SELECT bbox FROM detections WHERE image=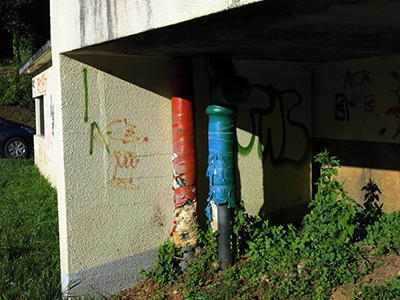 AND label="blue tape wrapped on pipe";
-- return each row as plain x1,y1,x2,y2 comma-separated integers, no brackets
205,105,236,220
